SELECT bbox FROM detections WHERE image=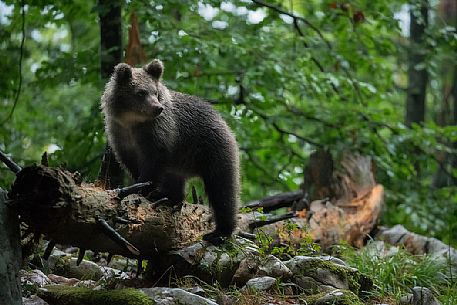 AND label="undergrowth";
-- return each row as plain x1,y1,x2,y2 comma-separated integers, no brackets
340,241,455,304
